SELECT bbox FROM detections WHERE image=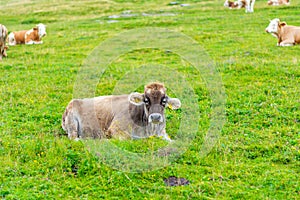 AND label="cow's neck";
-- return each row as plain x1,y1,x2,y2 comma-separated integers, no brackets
129,103,148,126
